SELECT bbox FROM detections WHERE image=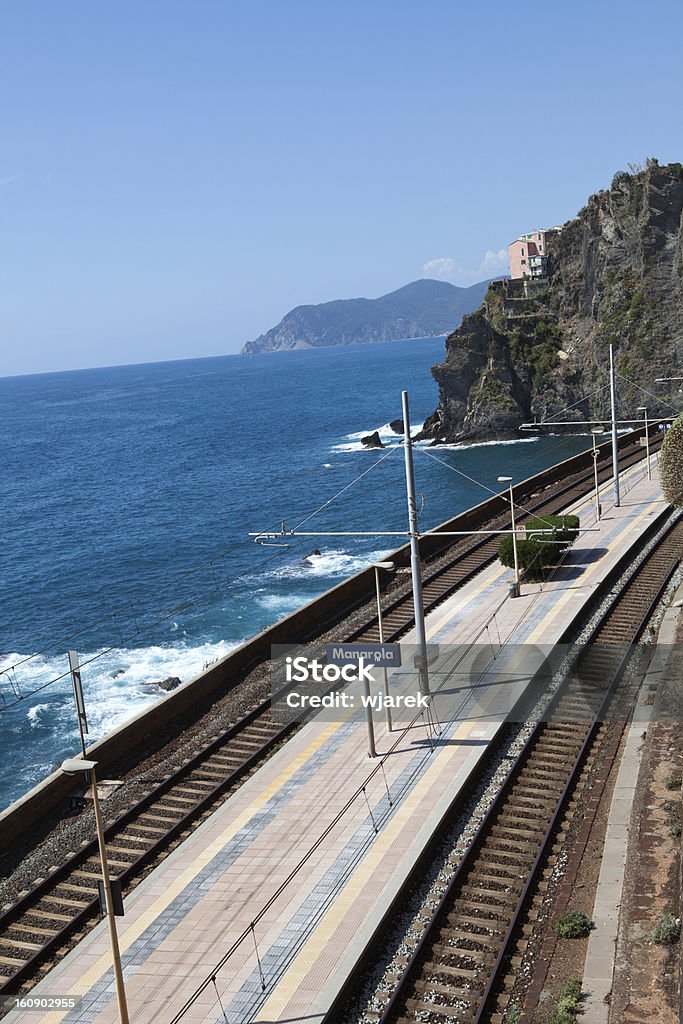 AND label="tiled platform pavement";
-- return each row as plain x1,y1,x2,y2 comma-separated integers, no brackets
6,458,668,1024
